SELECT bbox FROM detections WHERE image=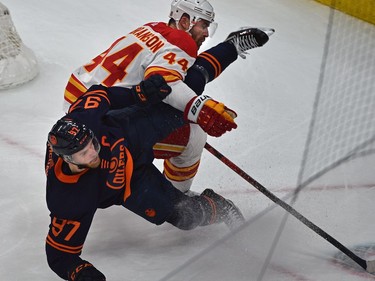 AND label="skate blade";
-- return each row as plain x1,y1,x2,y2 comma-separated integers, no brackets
239,26,275,37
